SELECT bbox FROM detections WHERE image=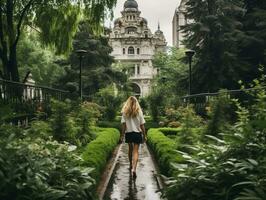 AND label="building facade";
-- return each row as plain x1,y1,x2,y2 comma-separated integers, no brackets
109,0,167,97
172,0,188,48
